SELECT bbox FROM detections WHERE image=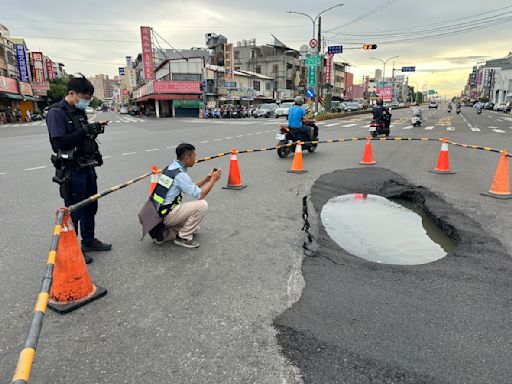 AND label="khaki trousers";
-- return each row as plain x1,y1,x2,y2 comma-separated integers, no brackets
162,200,208,241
